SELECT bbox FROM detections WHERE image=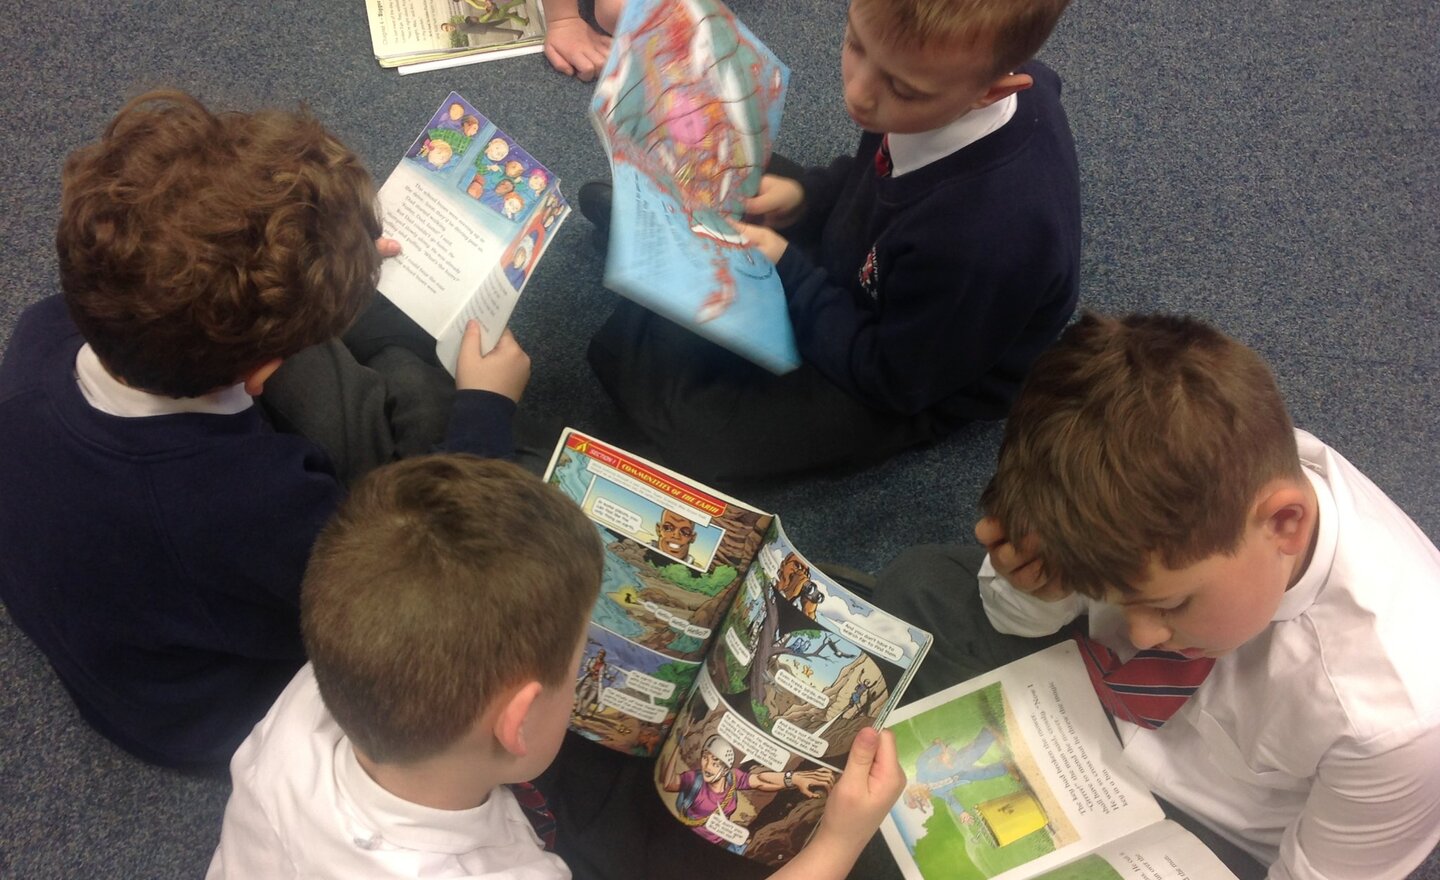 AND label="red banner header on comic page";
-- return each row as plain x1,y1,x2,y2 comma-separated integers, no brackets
567,433,728,518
